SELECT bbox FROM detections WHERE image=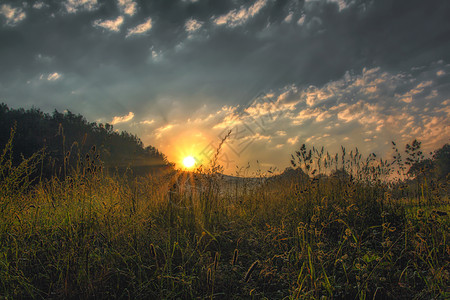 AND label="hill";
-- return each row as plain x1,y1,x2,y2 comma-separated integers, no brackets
0,103,172,178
